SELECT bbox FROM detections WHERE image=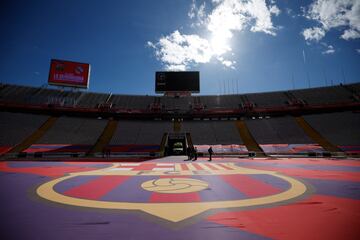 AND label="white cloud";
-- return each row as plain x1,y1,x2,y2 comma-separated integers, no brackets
148,0,280,70
341,29,360,40
242,0,279,35
166,64,187,71
302,27,326,41
302,0,360,41
188,0,207,27
188,0,196,19
221,60,236,68
302,49,307,63
218,56,236,69
270,5,281,16
322,44,335,54
356,49,360,54
147,31,212,70
285,8,297,18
